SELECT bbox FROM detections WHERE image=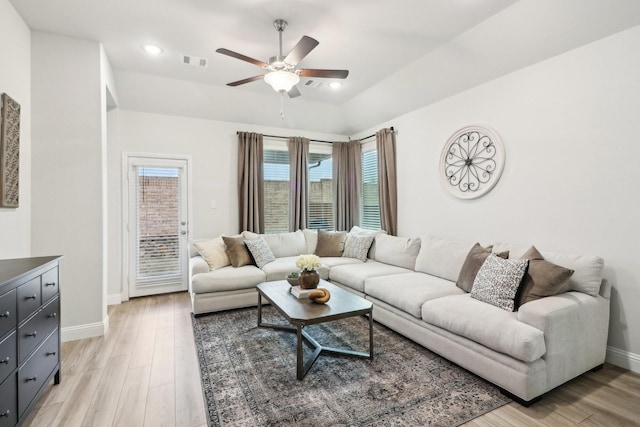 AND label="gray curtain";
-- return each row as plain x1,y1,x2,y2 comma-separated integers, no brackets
333,140,362,231
377,128,397,236
237,132,264,233
288,137,309,231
